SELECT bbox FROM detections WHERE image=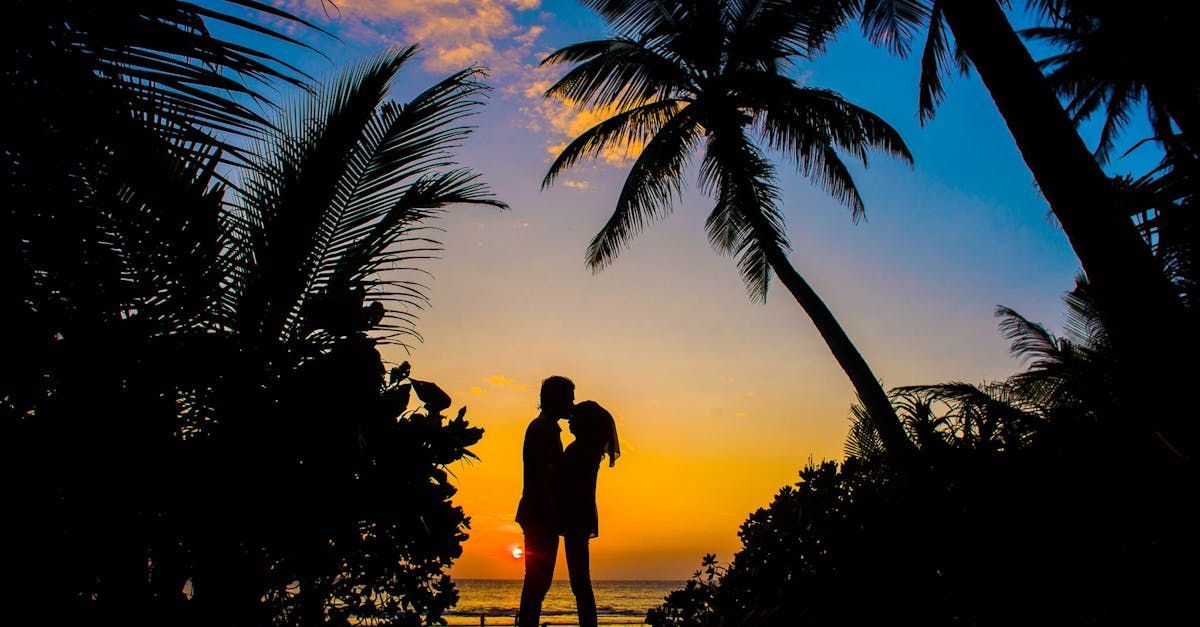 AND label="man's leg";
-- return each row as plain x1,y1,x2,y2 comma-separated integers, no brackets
517,530,558,627
564,534,597,627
